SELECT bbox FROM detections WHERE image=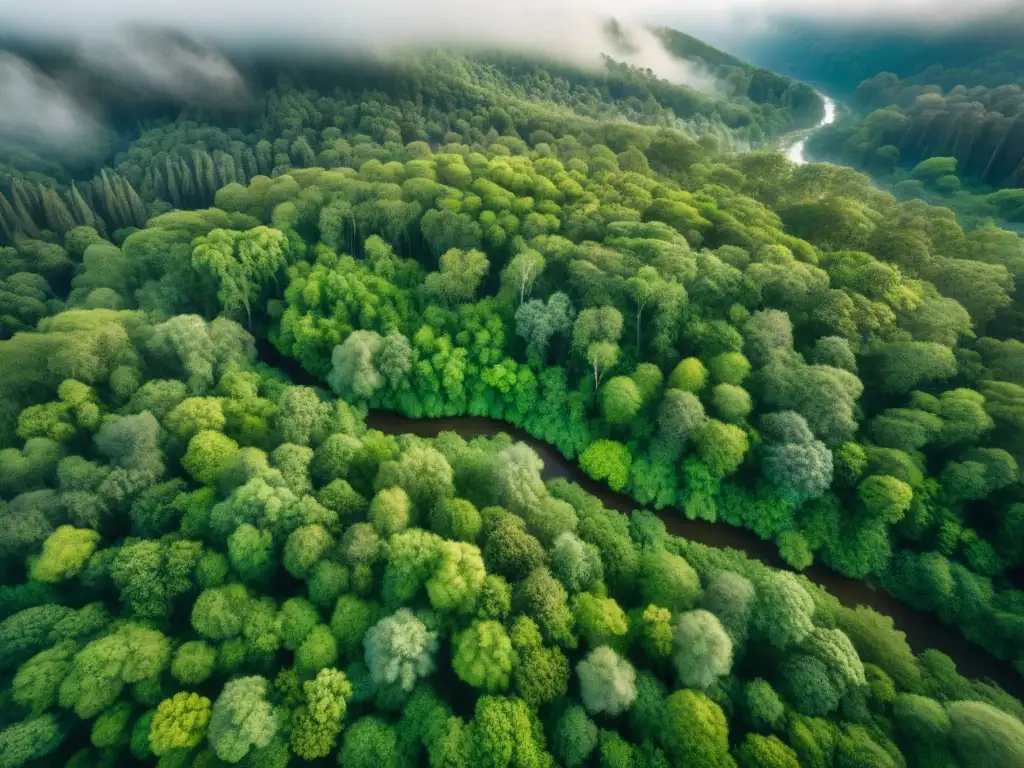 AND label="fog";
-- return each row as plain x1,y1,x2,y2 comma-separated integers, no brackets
0,0,1019,157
